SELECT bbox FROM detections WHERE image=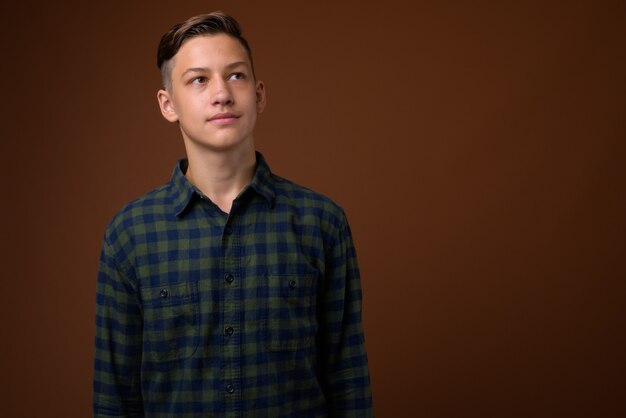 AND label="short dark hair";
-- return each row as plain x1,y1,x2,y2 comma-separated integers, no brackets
157,12,255,89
